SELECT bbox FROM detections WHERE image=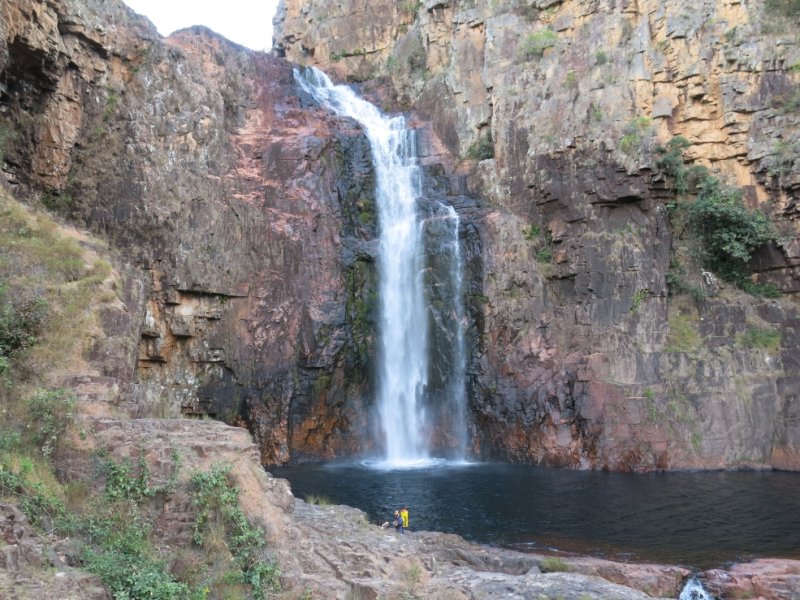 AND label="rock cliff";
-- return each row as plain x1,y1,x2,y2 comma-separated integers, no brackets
1,0,381,464
1,0,799,472
275,0,800,471
2,0,800,597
